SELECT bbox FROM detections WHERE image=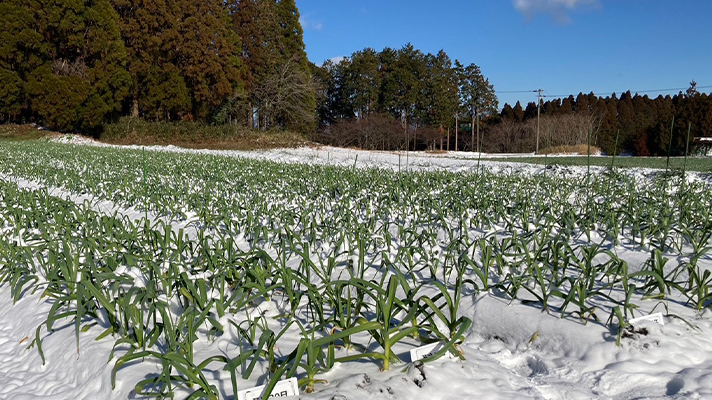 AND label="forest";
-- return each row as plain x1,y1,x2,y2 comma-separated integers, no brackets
0,0,315,133
0,0,710,155
493,86,712,156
